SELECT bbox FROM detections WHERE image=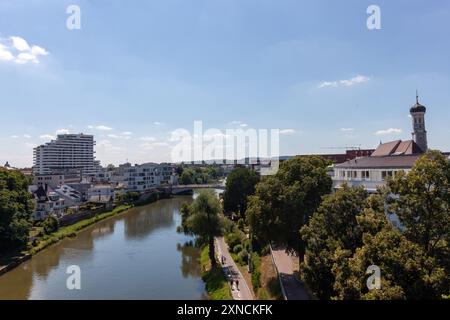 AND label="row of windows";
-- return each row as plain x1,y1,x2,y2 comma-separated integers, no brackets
337,170,406,181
